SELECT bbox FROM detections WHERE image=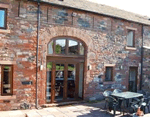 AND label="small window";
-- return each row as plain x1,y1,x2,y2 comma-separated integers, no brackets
0,8,7,29
127,30,135,47
105,67,113,81
1,65,13,96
